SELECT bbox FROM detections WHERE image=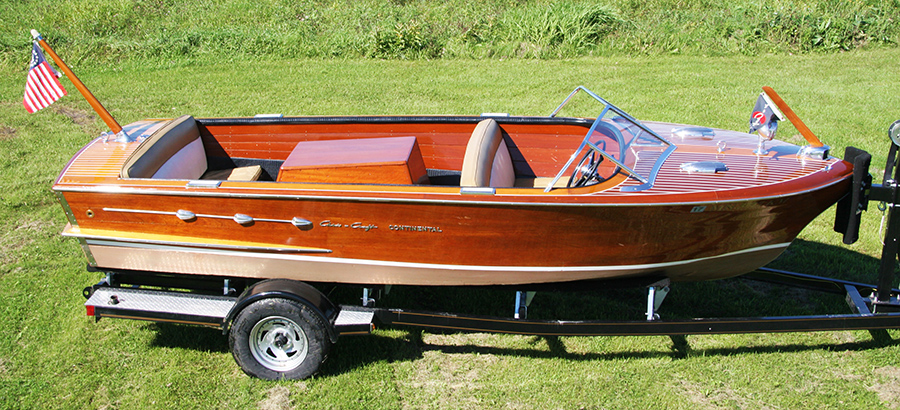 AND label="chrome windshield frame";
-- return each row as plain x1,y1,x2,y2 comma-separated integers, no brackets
544,86,676,192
